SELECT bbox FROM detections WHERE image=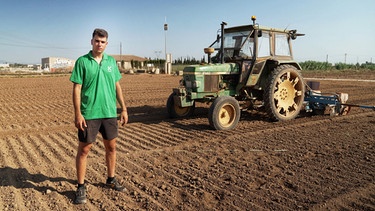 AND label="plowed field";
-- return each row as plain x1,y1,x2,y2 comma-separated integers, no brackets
0,71,374,210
